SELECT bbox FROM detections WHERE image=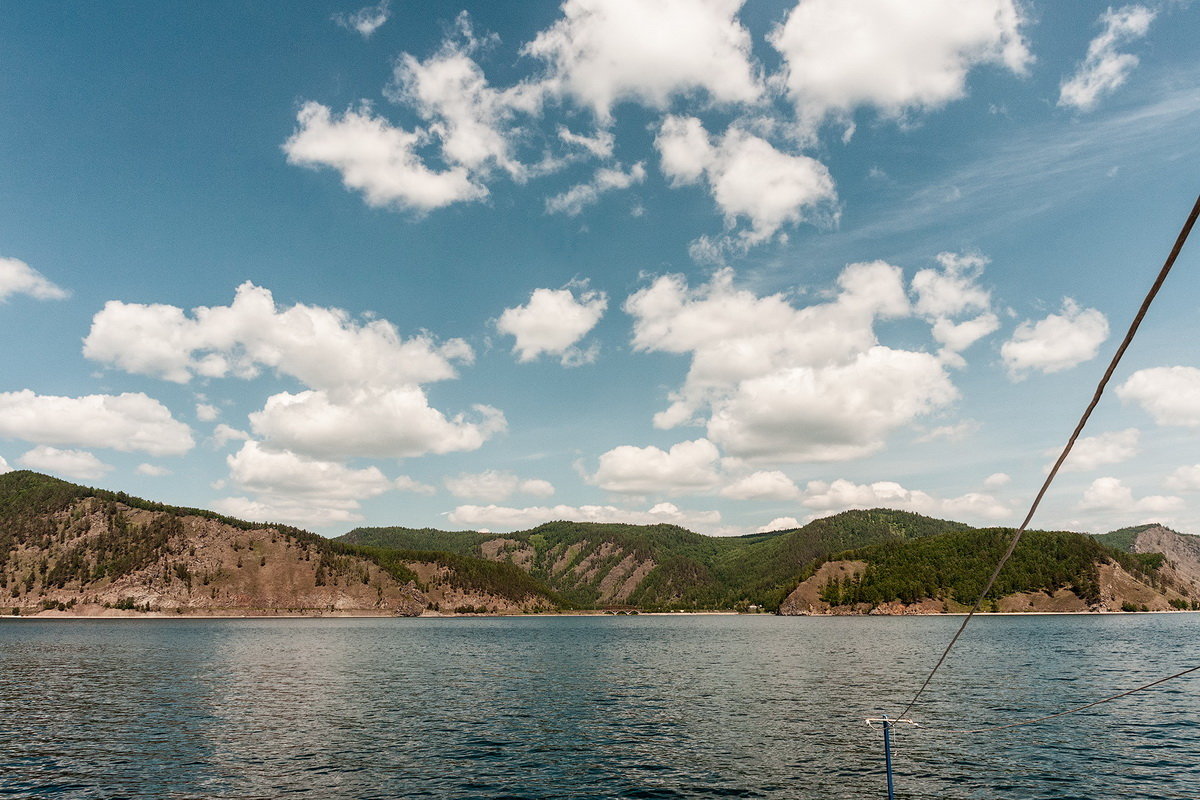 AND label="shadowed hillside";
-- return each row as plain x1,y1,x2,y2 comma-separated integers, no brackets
0,471,558,617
